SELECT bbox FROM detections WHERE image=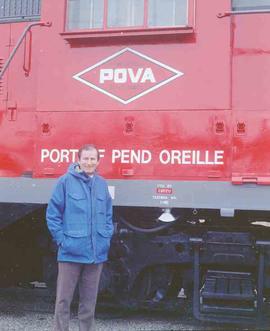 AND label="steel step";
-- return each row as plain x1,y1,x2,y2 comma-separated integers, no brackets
200,270,257,316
